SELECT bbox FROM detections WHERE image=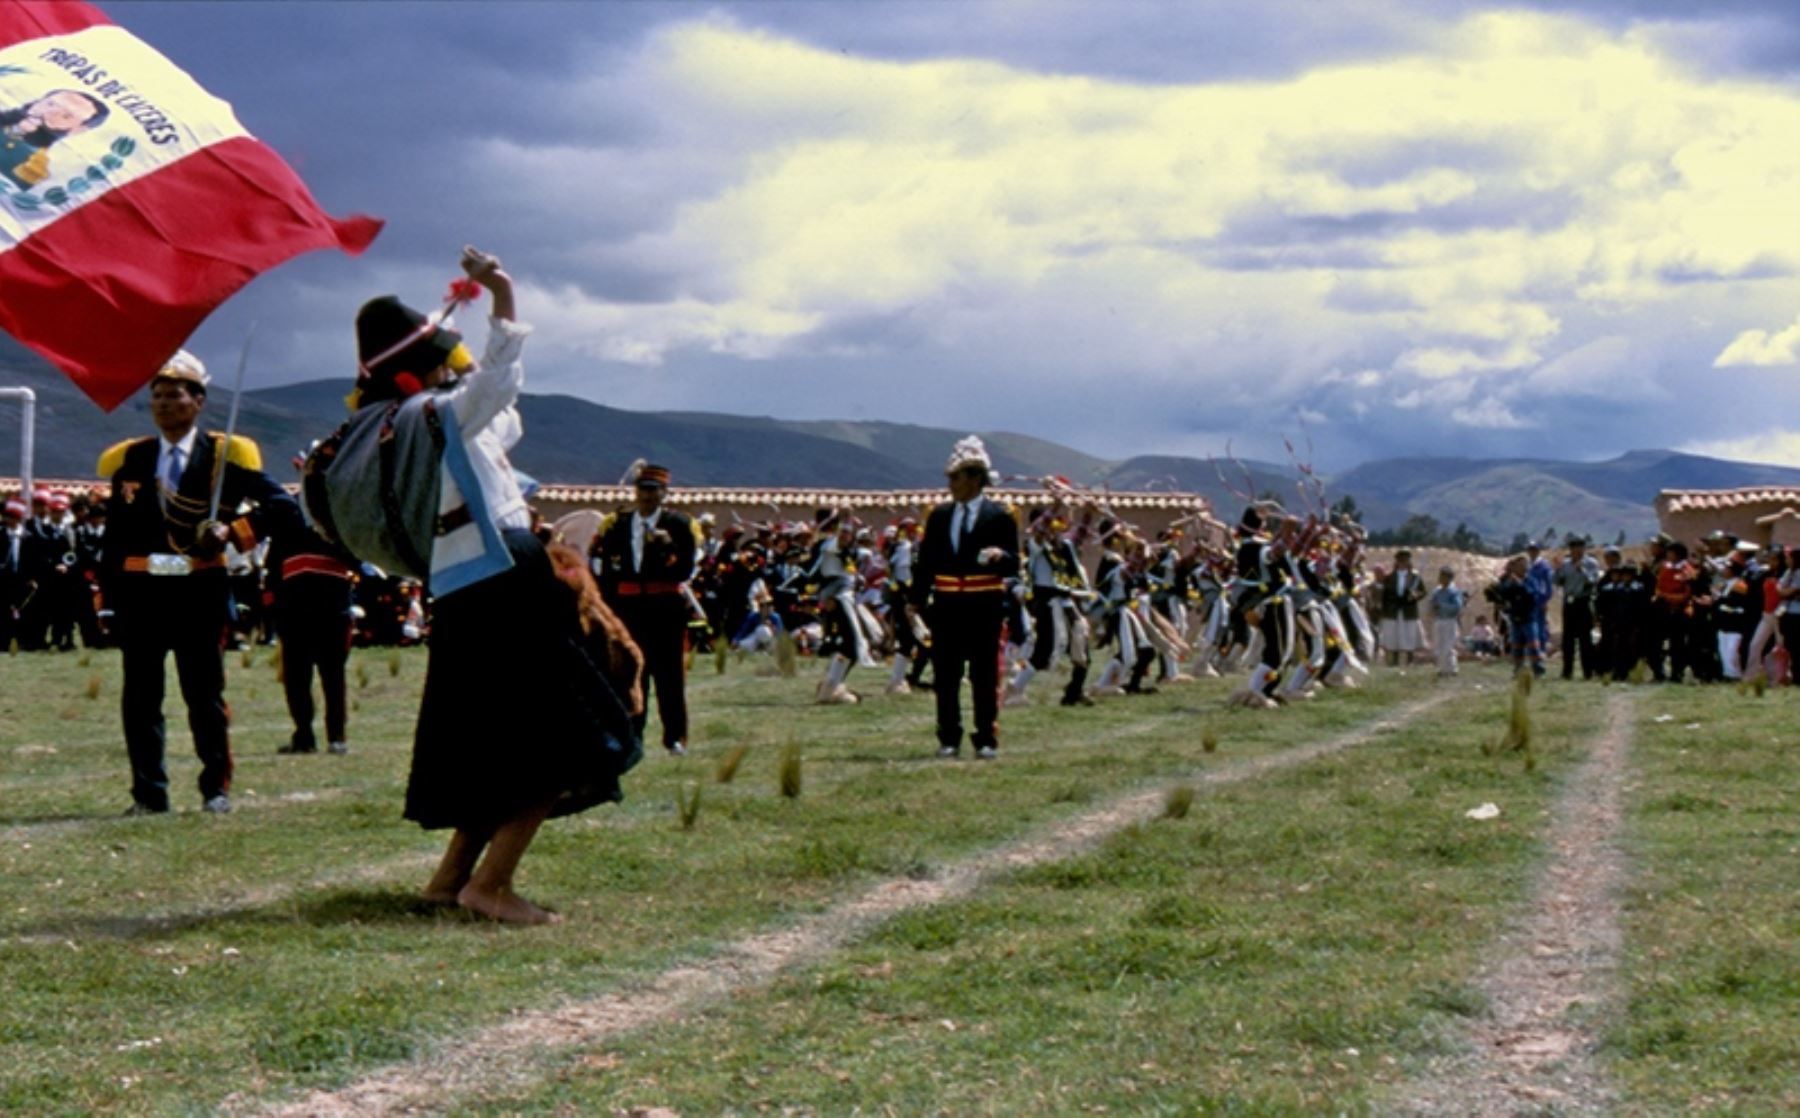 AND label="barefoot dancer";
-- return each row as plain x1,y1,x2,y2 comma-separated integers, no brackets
343,248,642,923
